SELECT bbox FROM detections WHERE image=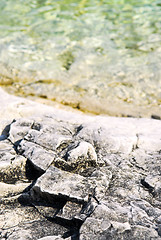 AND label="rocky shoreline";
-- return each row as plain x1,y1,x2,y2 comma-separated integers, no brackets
0,87,161,240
